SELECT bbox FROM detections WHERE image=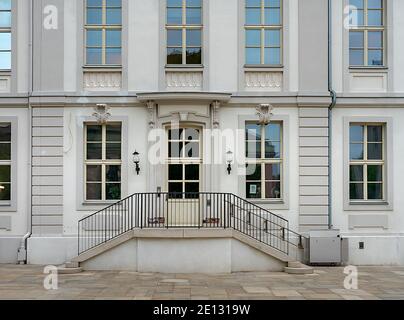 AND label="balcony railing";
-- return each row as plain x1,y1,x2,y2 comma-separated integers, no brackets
78,192,306,256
